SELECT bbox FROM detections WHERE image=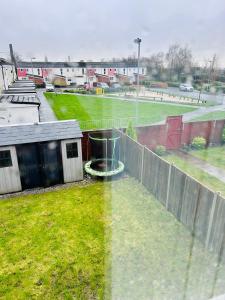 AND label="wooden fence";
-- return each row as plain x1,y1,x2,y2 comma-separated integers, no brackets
119,131,225,260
